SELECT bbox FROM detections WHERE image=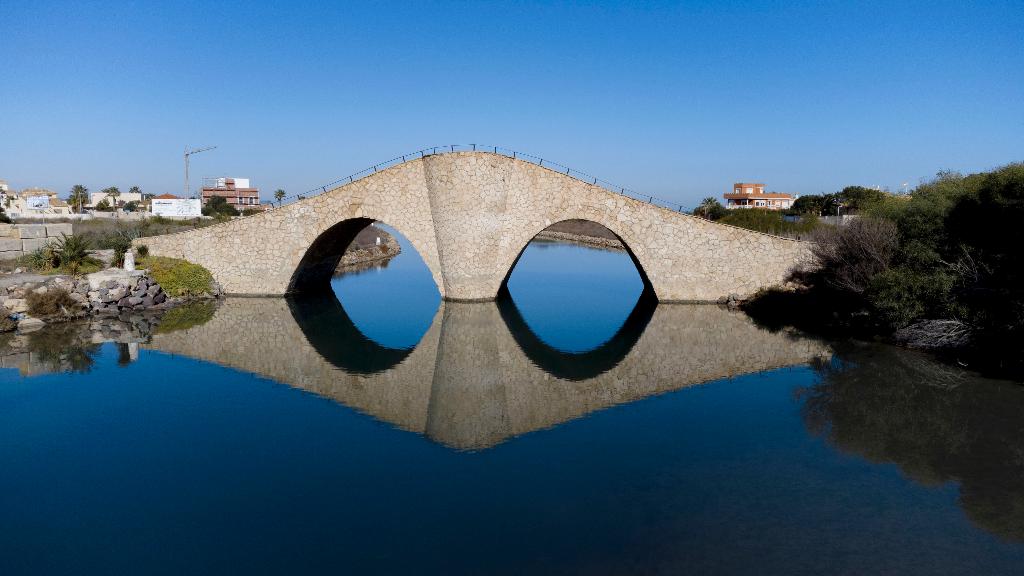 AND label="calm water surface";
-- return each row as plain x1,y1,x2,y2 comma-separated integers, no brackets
2,229,1024,574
